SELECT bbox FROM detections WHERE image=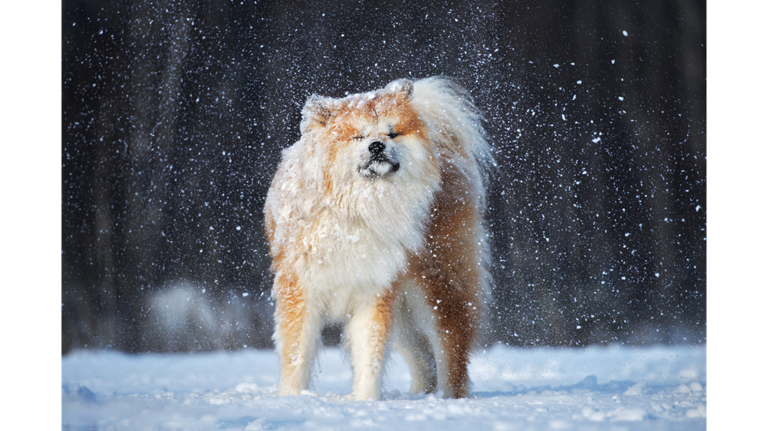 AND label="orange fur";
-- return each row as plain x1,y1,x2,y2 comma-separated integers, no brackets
406,161,484,398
